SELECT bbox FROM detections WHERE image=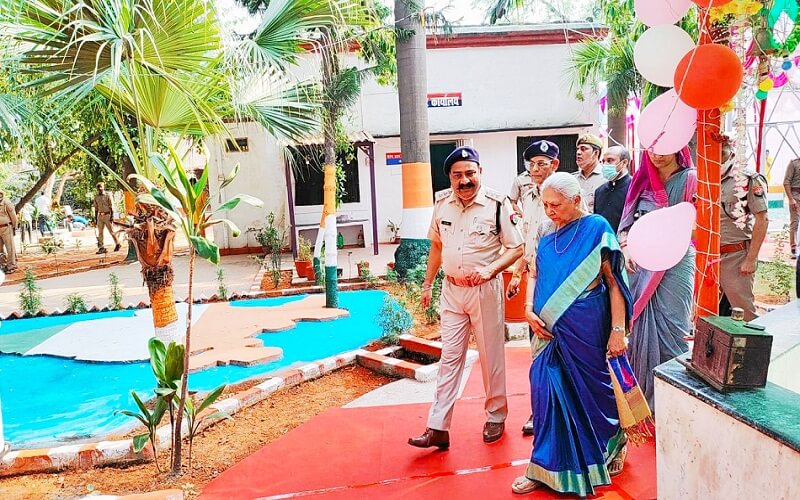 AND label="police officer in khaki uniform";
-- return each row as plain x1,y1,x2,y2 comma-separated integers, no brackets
509,168,534,216
409,146,523,450
0,190,18,273
720,143,769,321
573,133,606,213
93,182,120,254
784,158,800,258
